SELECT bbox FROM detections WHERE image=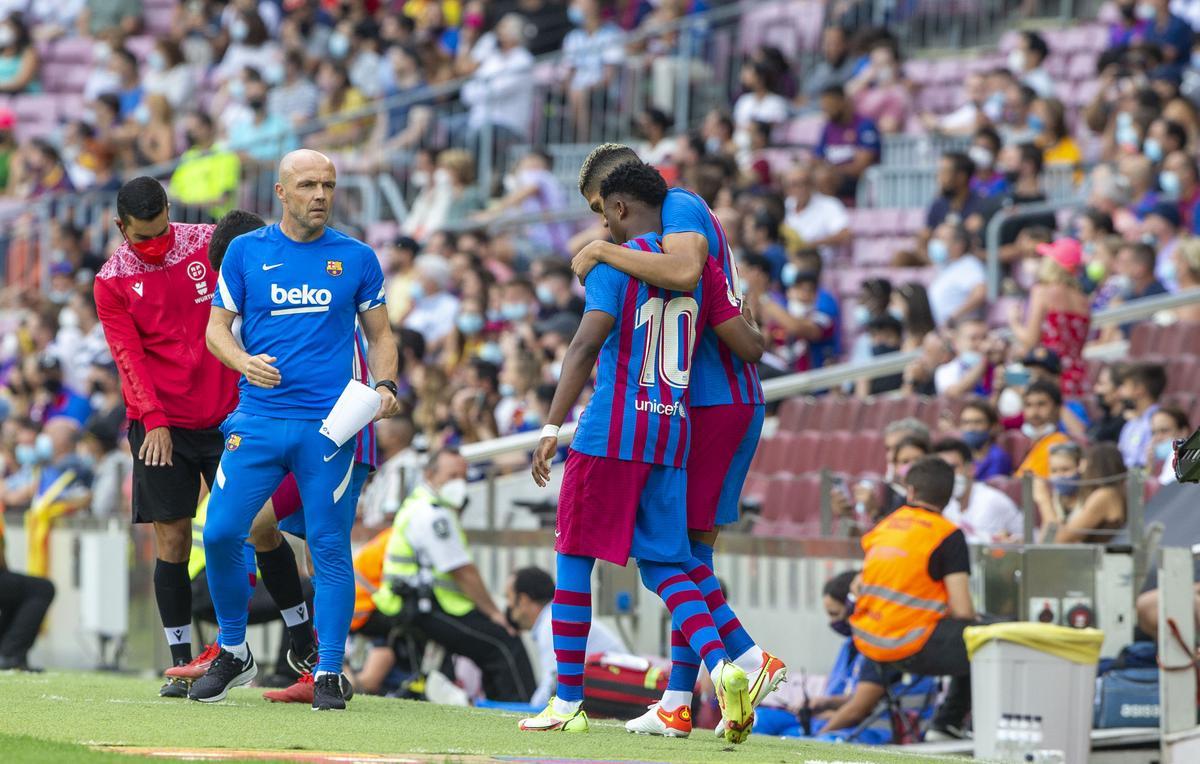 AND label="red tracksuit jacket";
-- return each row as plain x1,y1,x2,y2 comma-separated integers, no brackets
93,223,239,431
